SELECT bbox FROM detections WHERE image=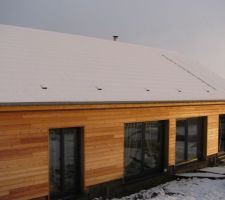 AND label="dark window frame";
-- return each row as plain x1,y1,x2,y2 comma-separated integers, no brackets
219,115,225,153
175,117,204,165
49,127,84,200
124,120,167,179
